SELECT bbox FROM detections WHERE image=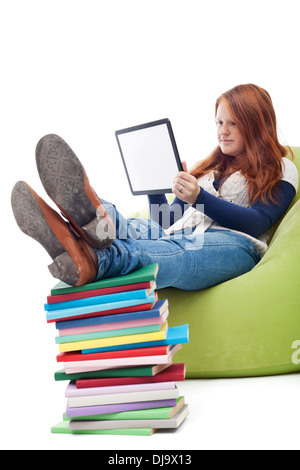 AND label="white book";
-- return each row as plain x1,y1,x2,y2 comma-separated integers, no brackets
65,381,176,398
69,404,189,430
67,386,179,408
